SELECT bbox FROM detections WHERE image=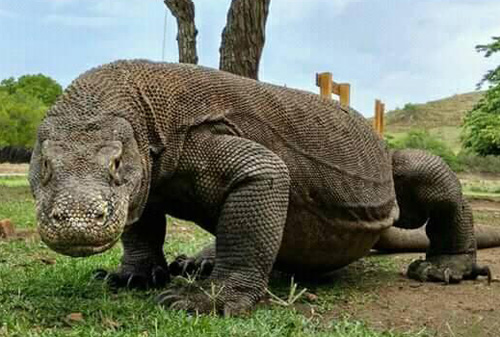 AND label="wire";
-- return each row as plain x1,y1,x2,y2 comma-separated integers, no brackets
161,8,168,61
